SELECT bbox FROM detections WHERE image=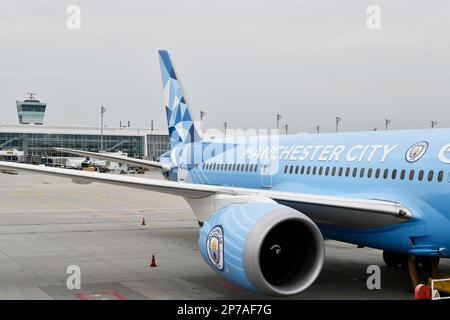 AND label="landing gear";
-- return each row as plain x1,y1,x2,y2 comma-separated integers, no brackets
407,255,440,288
383,251,408,269
416,256,440,271
383,251,441,289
